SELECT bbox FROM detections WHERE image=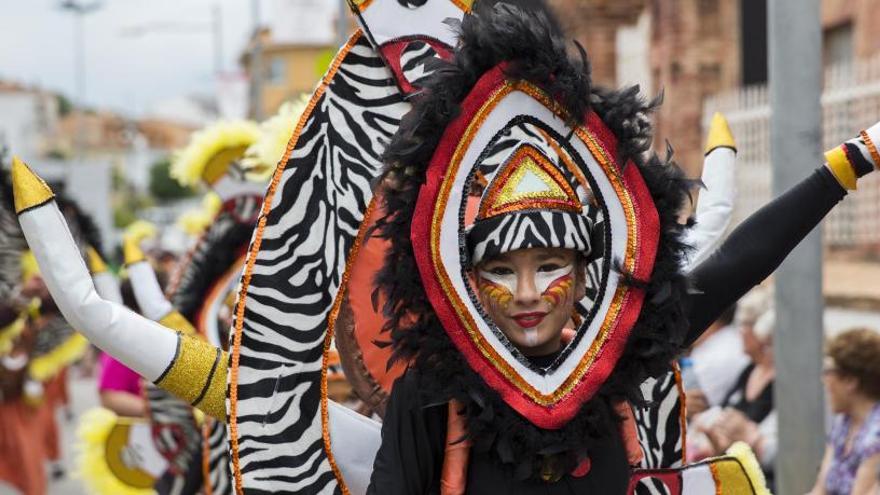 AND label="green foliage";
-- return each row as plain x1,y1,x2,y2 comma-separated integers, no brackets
149,158,194,200
56,94,73,117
